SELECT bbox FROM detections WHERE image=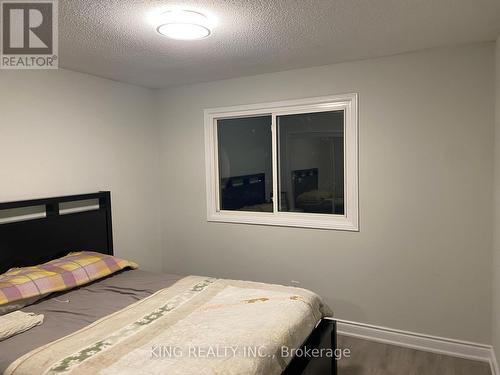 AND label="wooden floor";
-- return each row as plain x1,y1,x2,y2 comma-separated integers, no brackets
337,335,492,375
